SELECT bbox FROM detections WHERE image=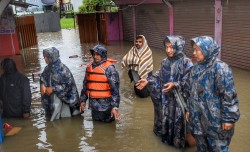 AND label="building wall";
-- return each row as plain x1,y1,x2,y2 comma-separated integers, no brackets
34,12,60,33
0,6,20,56
119,0,250,70
136,4,169,49
106,13,121,41
173,0,215,58
221,0,250,70
122,6,134,42
0,33,20,56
